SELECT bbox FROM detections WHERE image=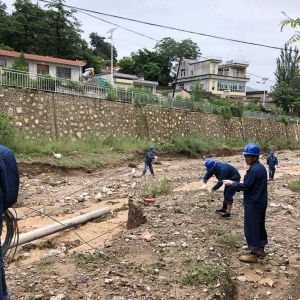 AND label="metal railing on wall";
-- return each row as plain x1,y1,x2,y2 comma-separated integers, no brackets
0,67,299,123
